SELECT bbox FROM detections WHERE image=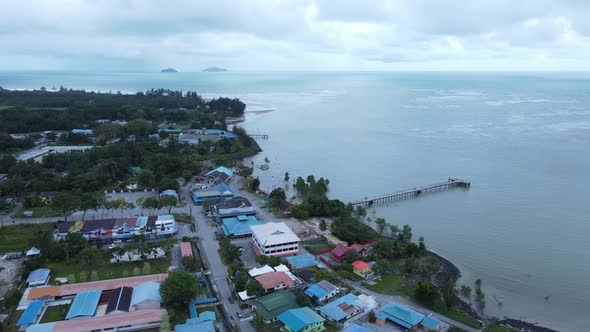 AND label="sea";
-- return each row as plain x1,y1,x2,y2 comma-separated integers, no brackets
1,71,589,331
